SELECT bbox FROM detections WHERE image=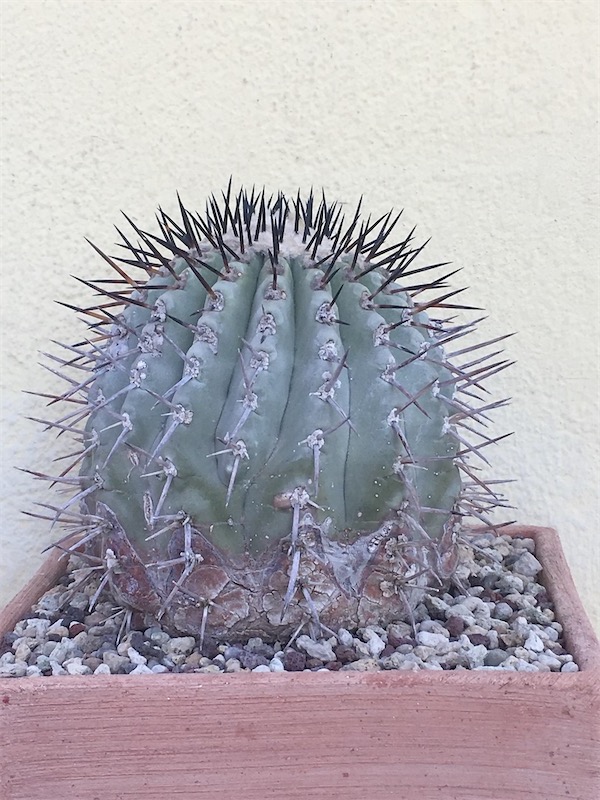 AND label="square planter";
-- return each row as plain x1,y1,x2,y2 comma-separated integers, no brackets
1,525,598,800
